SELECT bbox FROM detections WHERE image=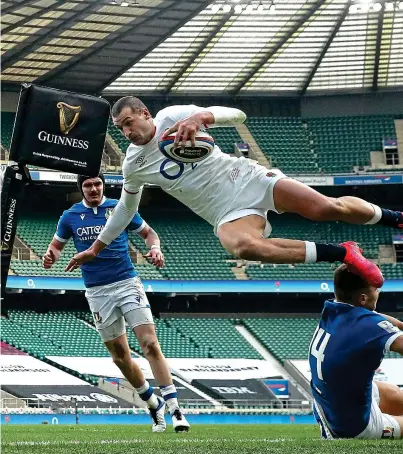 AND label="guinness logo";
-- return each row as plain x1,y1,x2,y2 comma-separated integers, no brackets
1,241,9,251
57,102,81,134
